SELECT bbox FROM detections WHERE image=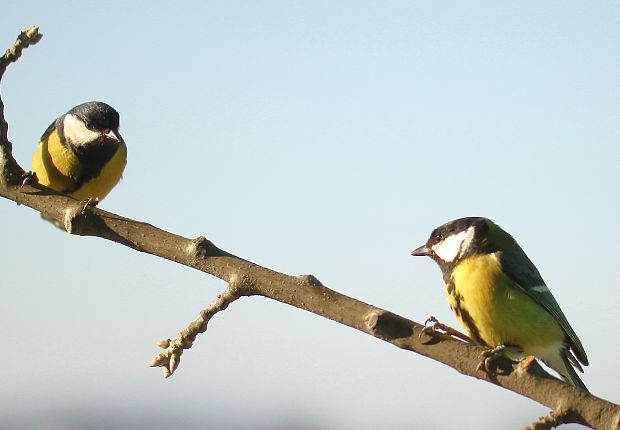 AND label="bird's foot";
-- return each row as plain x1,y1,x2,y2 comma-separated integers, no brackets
59,197,99,233
81,197,99,213
476,344,519,374
20,171,37,189
419,315,474,344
